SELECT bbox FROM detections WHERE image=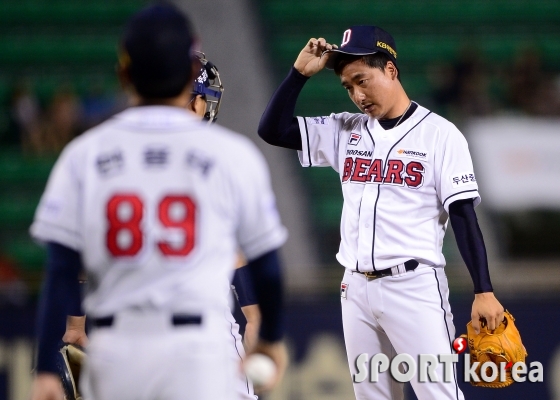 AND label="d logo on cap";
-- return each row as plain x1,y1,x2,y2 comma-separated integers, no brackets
341,29,352,47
